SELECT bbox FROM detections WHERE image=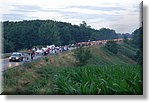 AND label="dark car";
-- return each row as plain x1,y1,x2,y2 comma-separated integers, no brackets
9,52,24,62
